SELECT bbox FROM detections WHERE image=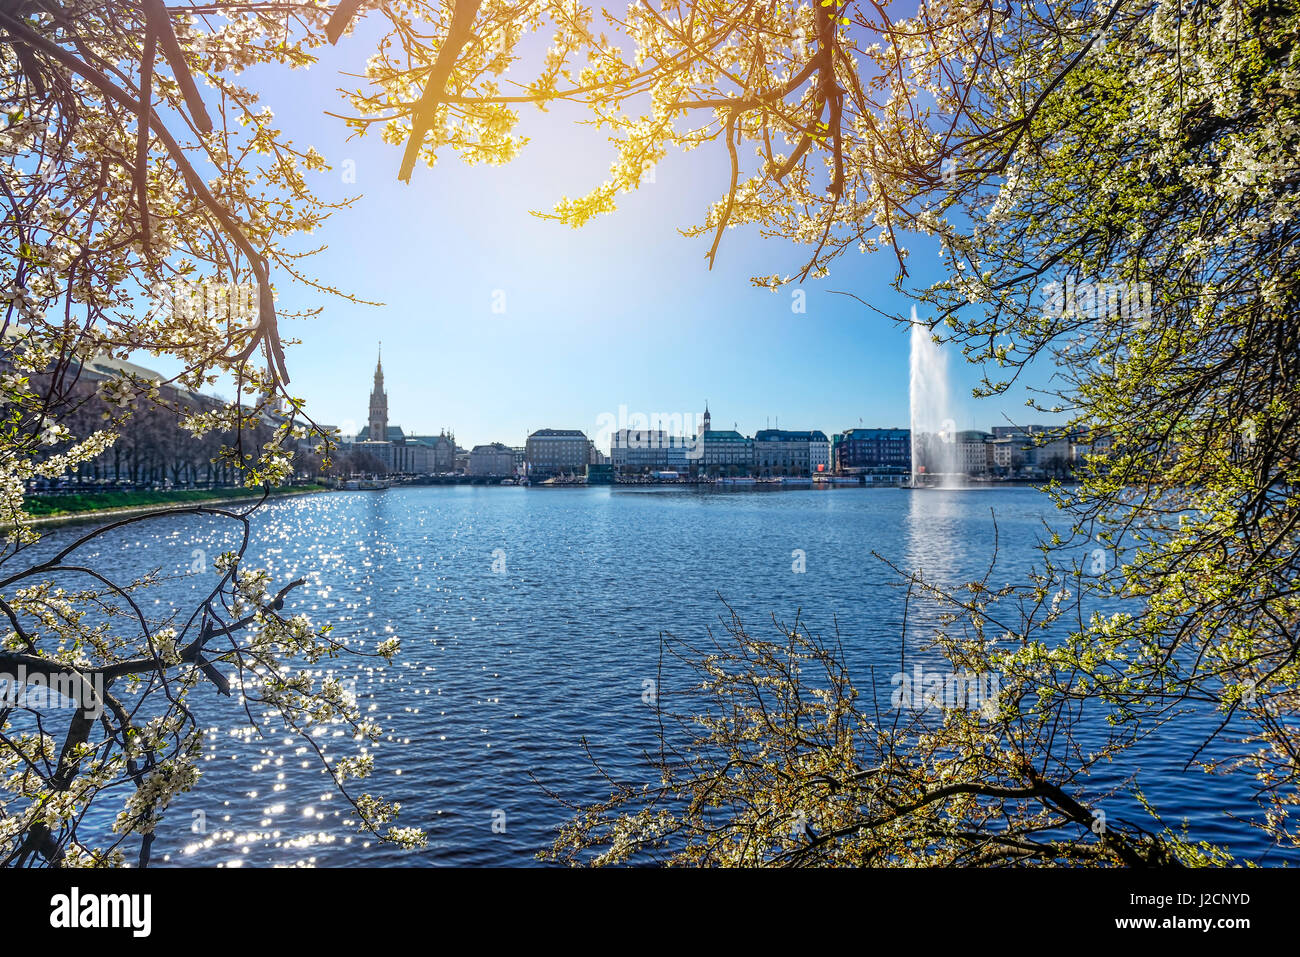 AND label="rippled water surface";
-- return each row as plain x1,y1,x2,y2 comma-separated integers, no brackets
33,486,1290,865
